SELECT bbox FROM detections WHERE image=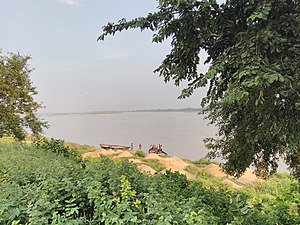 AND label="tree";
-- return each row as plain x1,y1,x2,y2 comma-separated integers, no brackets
0,50,47,140
98,0,300,179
